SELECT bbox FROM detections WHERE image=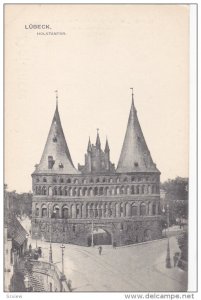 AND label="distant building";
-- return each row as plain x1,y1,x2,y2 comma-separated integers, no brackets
4,190,28,291
31,94,162,246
